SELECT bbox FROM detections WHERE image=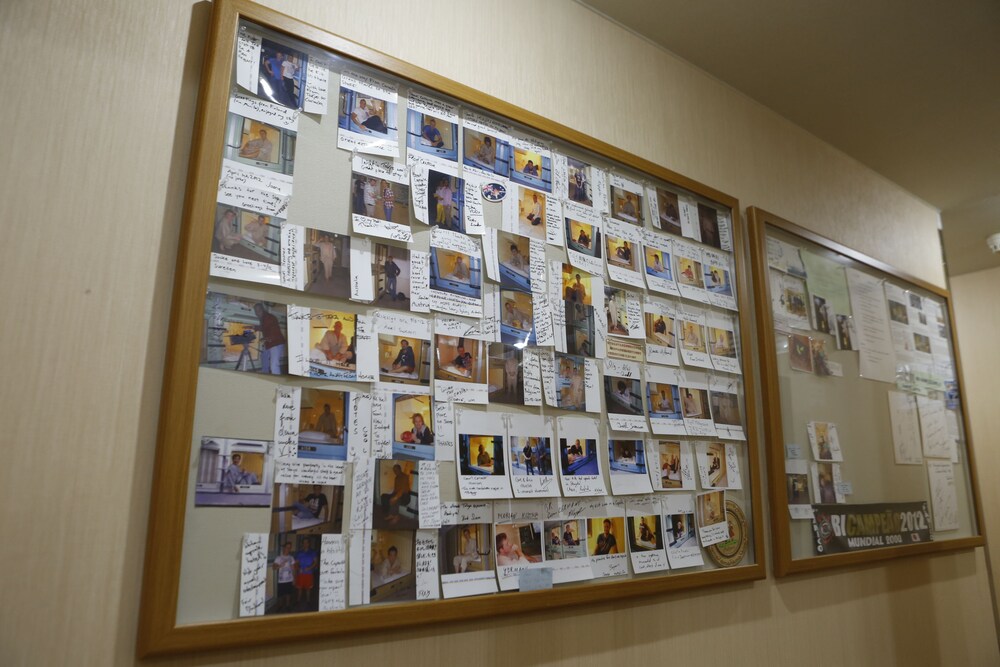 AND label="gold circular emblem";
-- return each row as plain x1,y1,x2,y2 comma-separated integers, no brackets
706,500,748,567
